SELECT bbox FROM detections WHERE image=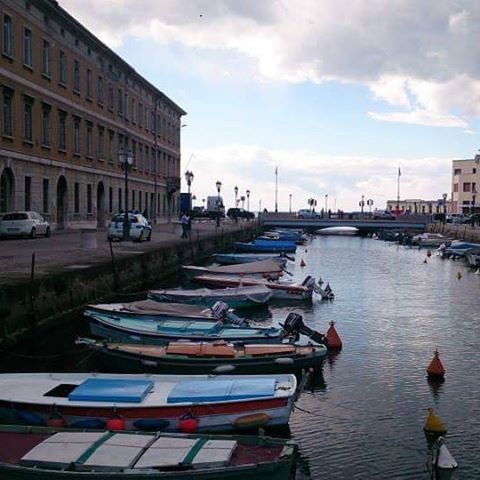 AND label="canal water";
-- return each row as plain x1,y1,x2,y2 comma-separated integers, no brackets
2,235,479,478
